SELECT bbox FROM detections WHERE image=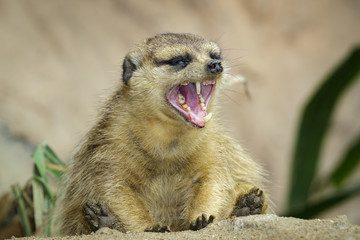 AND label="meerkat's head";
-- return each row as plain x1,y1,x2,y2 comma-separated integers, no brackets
121,33,224,128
